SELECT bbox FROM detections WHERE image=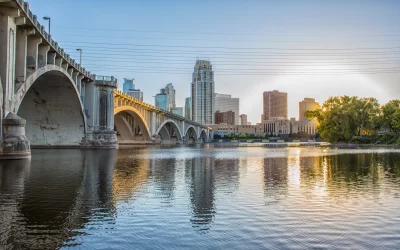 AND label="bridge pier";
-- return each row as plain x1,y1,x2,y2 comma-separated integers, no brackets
81,76,118,148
